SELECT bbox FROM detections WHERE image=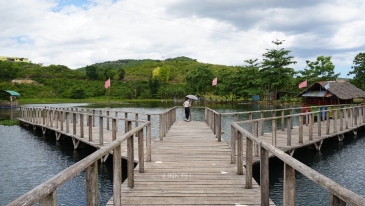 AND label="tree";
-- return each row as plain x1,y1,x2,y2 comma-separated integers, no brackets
299,56,339,85
152,65,171,83
85,65,98,80
232,59,264,99
117,68,125,80
261,40,297,98
185,65,214,96
348,52,365,90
